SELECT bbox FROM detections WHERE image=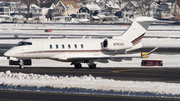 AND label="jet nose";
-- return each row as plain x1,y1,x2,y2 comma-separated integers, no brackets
4,51,11,57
